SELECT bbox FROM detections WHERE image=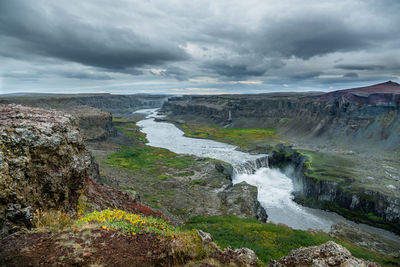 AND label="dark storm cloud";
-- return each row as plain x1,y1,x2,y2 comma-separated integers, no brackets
204,63,266,78
60,71,114,80
0,0,399,93
335,64,386,71
0,1,188,71
254,16,371,60
290,72,323,80
343,72,359,78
